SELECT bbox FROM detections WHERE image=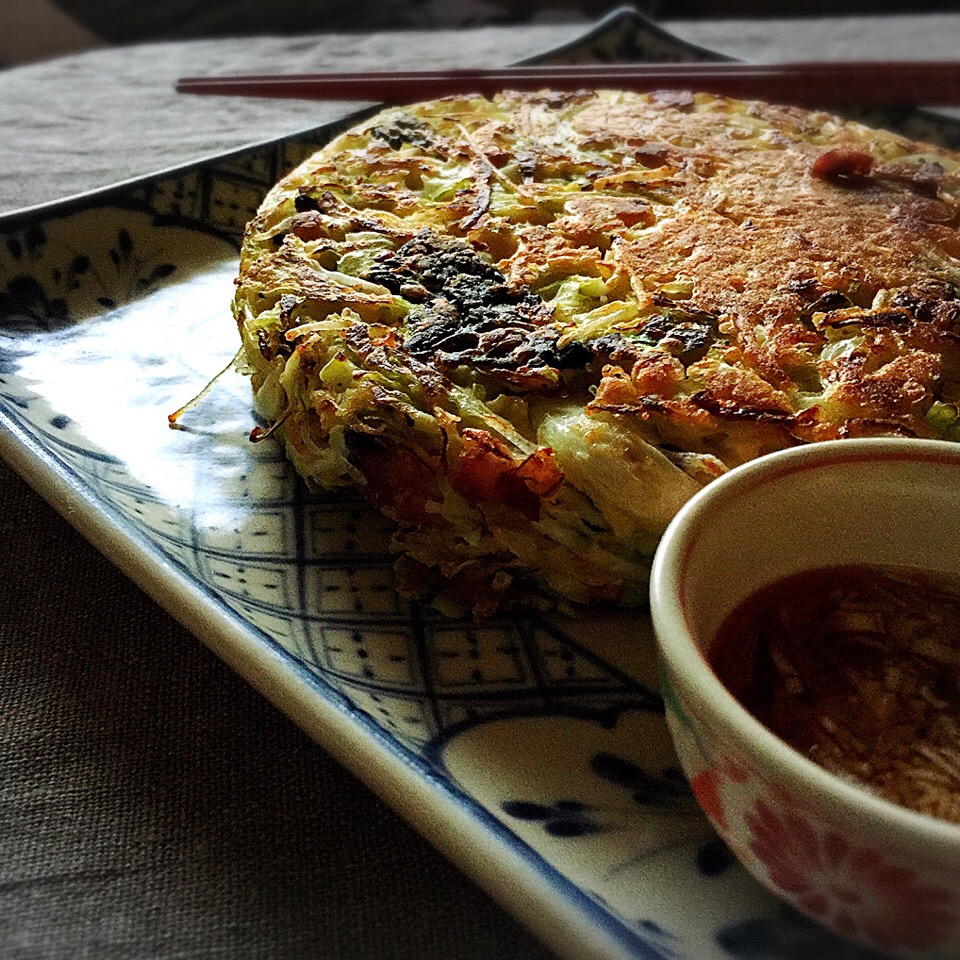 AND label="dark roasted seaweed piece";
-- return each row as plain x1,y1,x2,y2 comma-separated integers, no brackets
633,314,718,363
366,229,503,294
368,115,439,151
364,231,576,390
